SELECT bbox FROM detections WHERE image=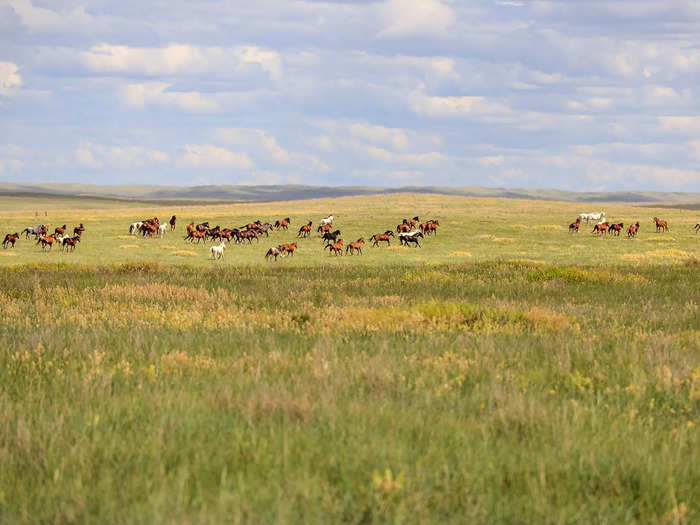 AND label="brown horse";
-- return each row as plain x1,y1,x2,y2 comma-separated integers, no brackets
275,217,291,230
370,231,394,247
608,223,624,236
280,242,298,256
397,223,411,233
73,223,85,236
346,238,365,255
2,233,19,249
38,234,56,250
189,231,207,244
424,220,439,236
568,218,580,233
324,239,343,256
265,246,284,261
592,222,608,235
318,223,332,234
54,224,67,236
298,221,313,238
62,236,81,252
239,230,259,244
403,216,419,228
169,215,177,231
653,217,669,232
627,222,640,238
695,222,700,233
